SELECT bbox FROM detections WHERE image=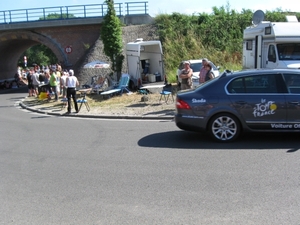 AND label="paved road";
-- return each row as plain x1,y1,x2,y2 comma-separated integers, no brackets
1,88,300,225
